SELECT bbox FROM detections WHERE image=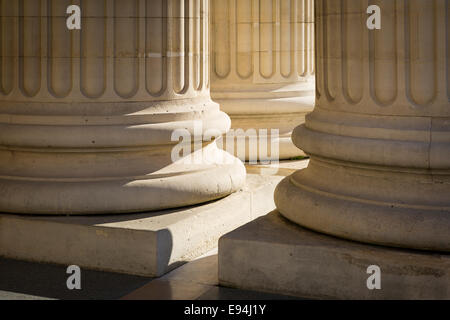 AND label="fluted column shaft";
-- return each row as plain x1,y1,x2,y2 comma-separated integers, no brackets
0,0,245,214
210,0,315,160
275,0,450,251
